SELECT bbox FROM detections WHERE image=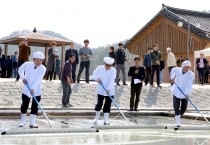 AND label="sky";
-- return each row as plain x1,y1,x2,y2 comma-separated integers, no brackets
0,0,210,48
